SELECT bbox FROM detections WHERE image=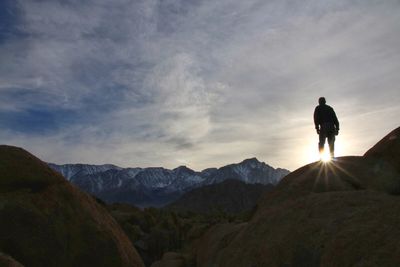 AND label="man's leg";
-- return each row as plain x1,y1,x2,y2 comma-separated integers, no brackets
327,134,335,158
319,133,326,155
